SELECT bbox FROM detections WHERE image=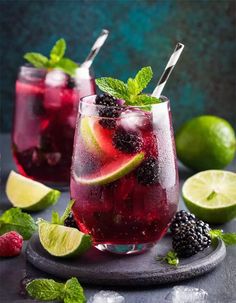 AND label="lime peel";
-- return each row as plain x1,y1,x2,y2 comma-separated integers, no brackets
74,152,145,185
38,221,91,257
6,171,61,211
